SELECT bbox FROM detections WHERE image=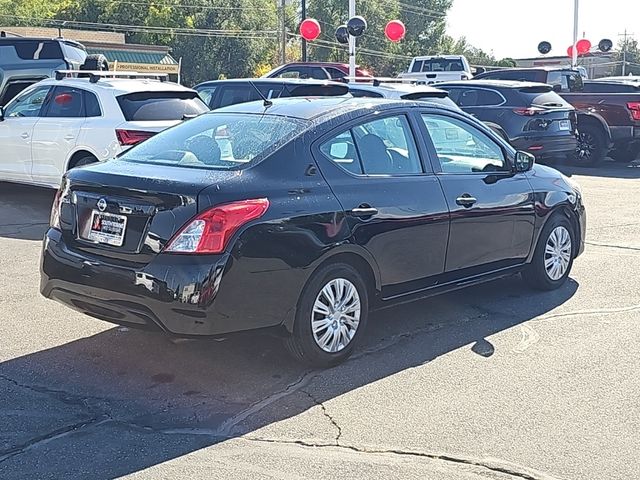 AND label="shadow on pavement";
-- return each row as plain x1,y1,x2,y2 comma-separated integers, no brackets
0,183,54,241
0,274,579,478
555,159,640,179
